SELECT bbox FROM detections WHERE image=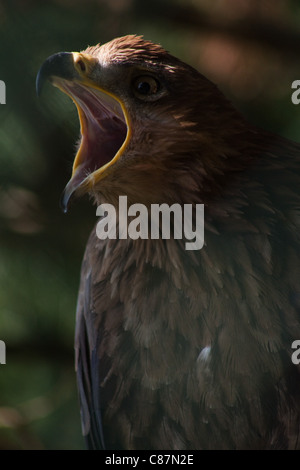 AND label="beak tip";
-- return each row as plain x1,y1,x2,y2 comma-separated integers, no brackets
36,51,74,97
60,176,80,213
35,69,43,97
60,190,70,213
